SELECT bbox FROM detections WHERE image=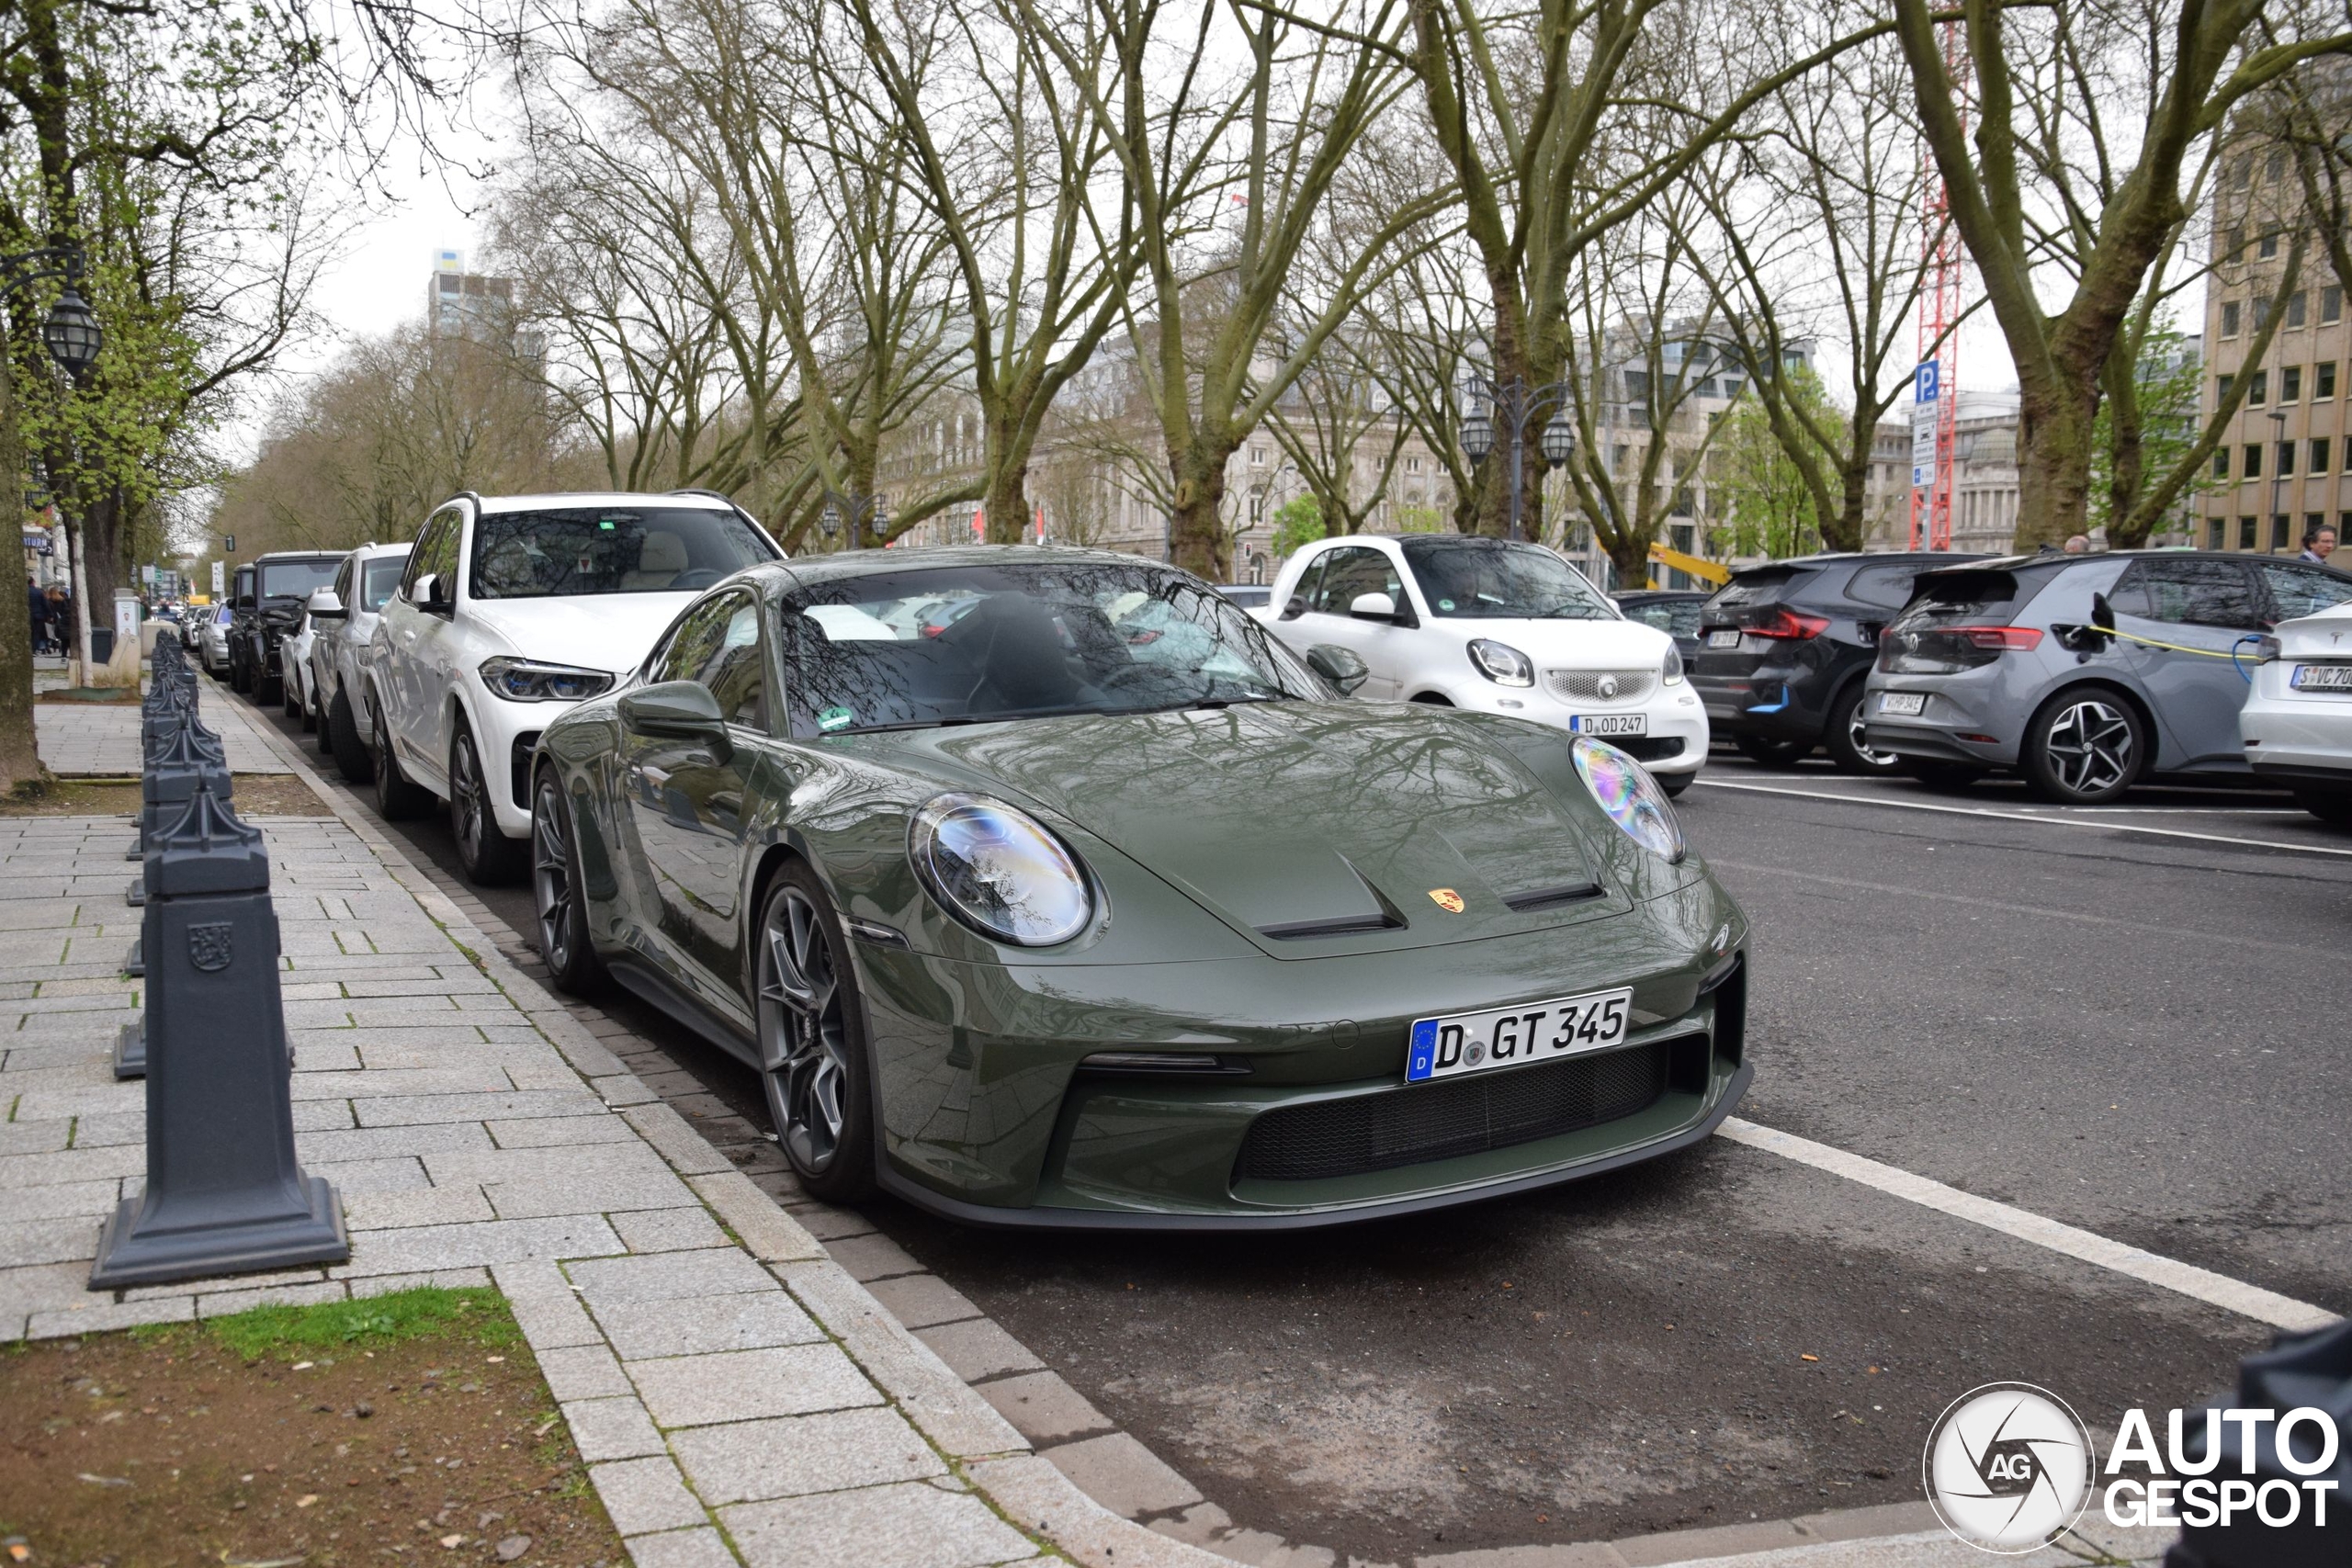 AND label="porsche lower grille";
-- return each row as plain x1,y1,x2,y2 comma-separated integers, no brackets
1233,1041,1674,1184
